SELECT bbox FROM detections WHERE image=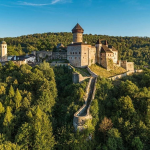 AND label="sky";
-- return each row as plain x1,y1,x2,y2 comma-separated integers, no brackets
1,0,150,37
